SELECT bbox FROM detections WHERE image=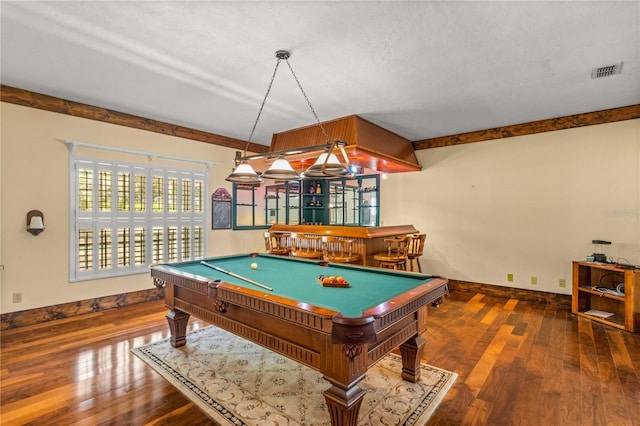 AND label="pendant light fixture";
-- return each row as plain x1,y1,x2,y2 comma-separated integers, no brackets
226,49,348,183
260,155,300,180
302,140,350,177
224,161,262,183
